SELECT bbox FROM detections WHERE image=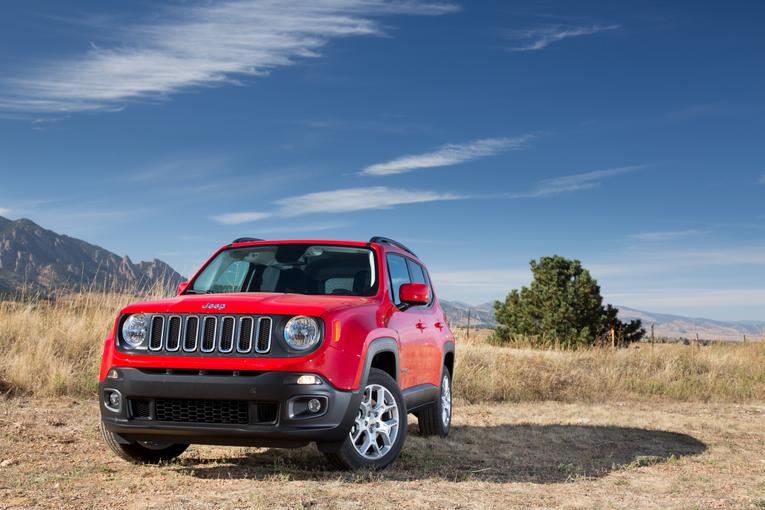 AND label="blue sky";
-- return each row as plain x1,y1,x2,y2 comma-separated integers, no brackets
0,0,764,320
